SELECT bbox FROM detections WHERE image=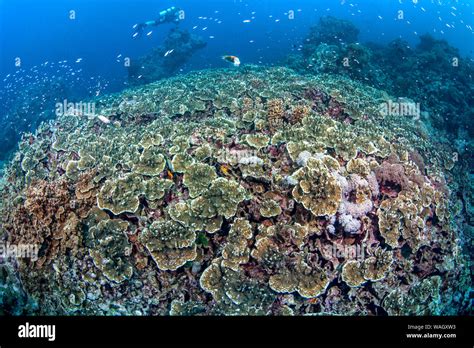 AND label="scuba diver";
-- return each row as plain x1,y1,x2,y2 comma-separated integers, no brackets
133,6,183,37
